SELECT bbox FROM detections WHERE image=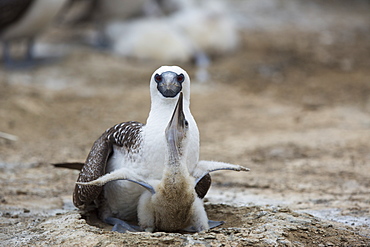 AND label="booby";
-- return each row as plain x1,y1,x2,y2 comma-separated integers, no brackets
102,0,239,82
62,0,162,48
66,66,210,231
78,93,249,232
0,0,67,69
